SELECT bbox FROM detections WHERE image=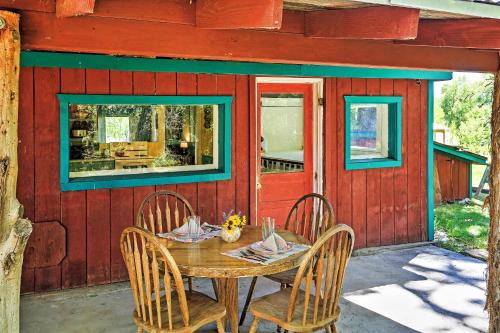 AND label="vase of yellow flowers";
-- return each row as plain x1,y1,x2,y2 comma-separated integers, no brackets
221,211,247,243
